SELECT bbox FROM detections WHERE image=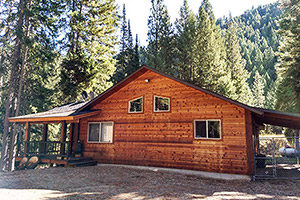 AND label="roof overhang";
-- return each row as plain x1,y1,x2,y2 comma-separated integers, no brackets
252,108,300,129
9,110,101,123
